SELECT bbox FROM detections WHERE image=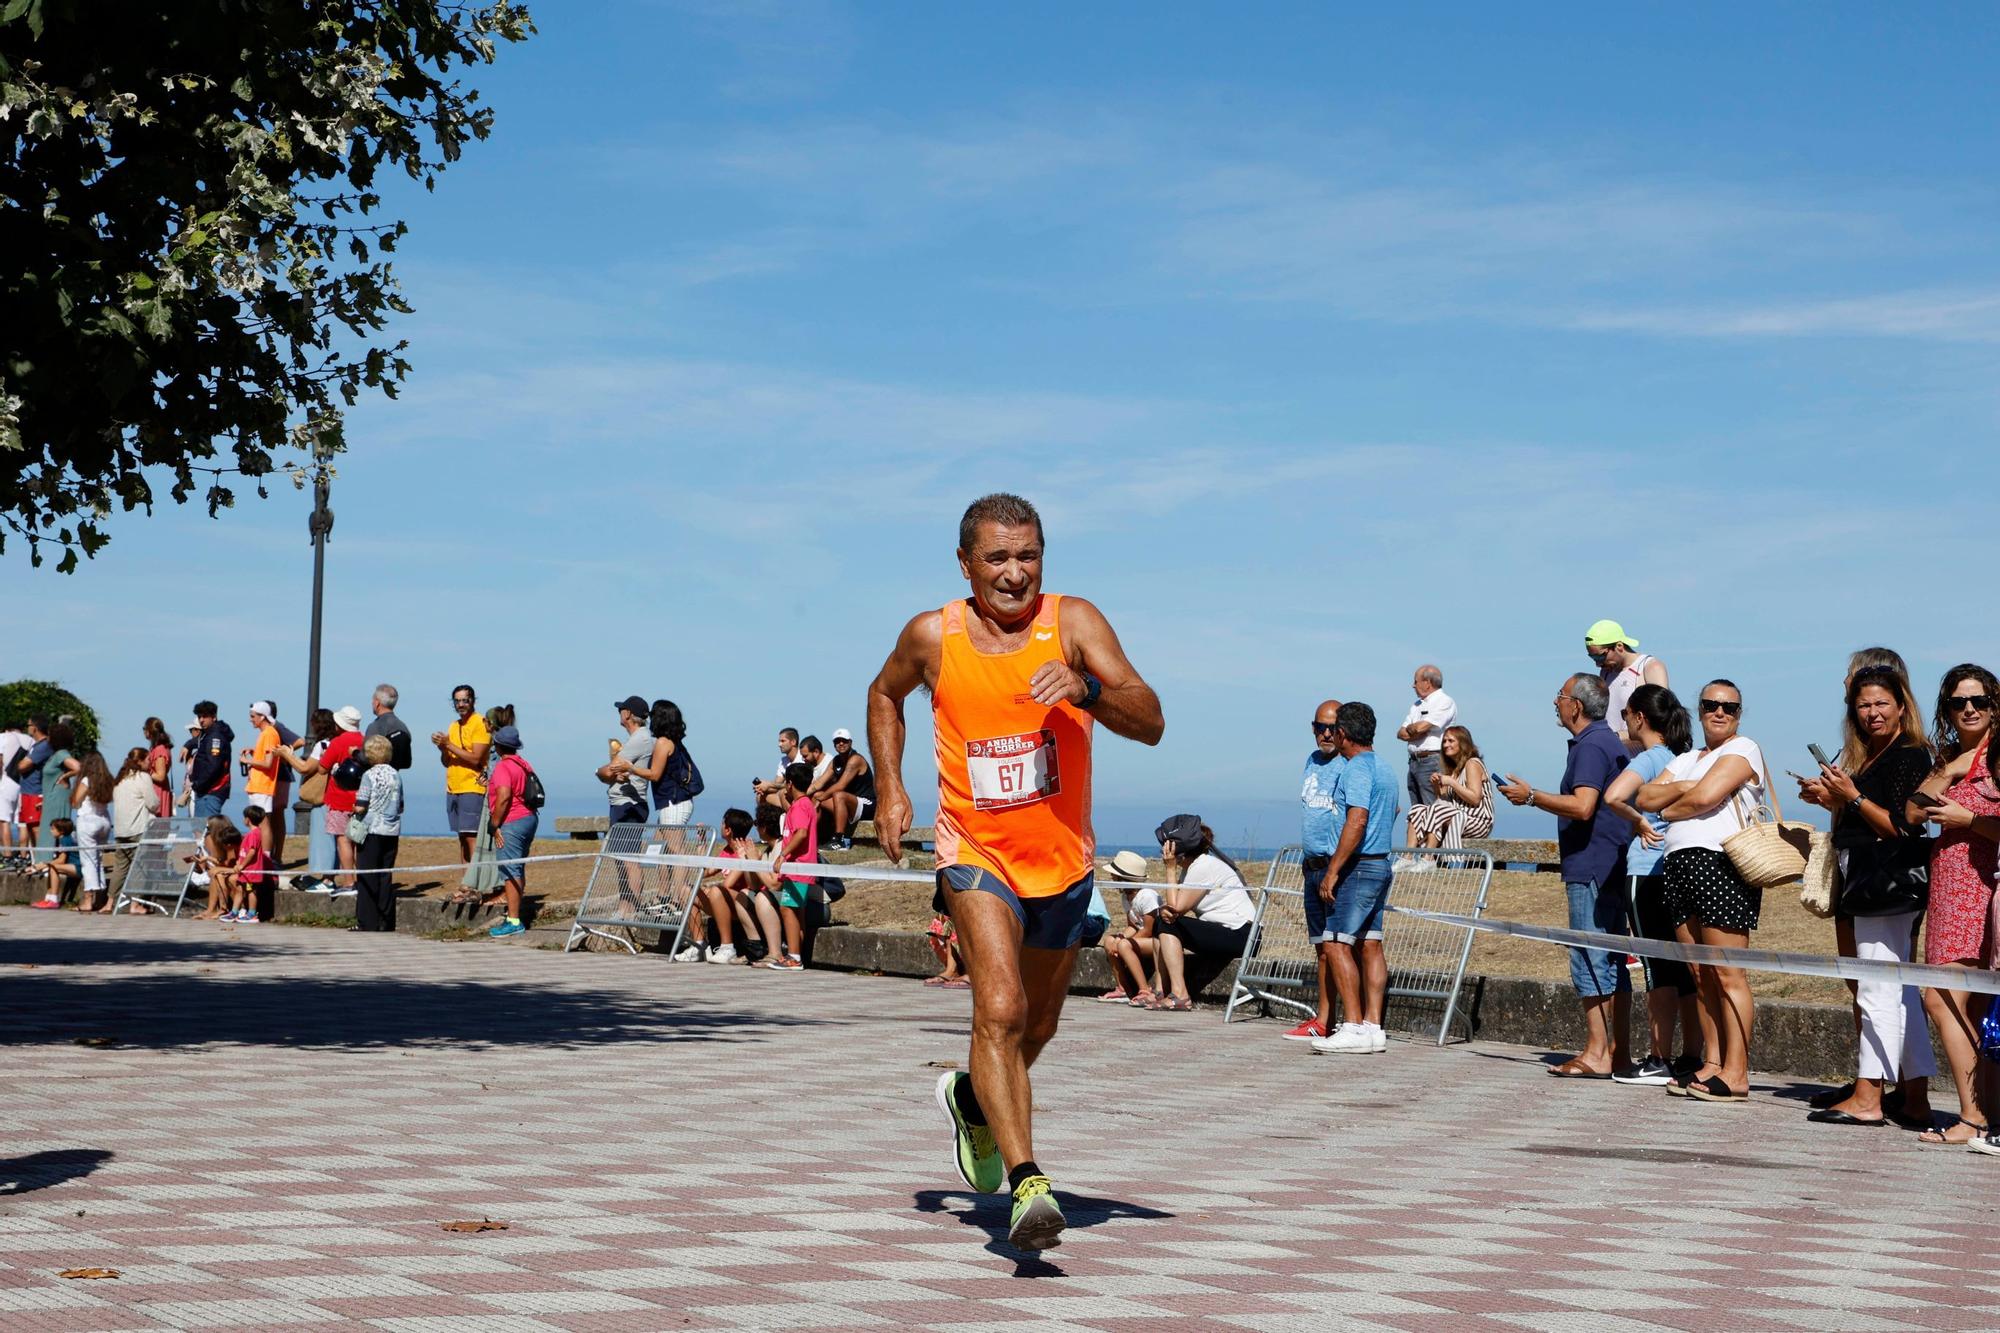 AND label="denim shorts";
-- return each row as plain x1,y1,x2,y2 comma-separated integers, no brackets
938,863,1093,950
1331,856,1393,944
1565,879,1631,997
1302,855,1333,942
497,813,538,885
